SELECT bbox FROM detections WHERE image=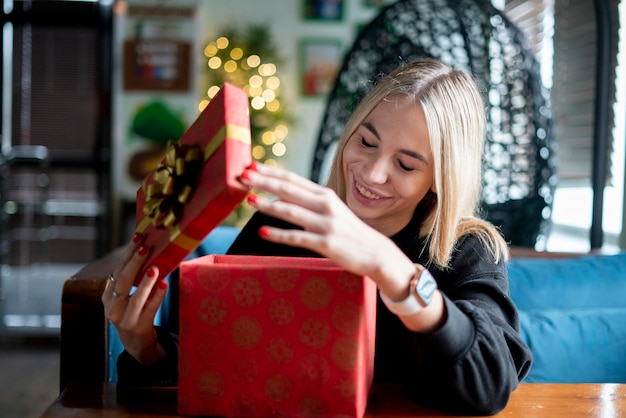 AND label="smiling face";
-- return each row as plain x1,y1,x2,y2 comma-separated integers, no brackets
342,95,434,236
